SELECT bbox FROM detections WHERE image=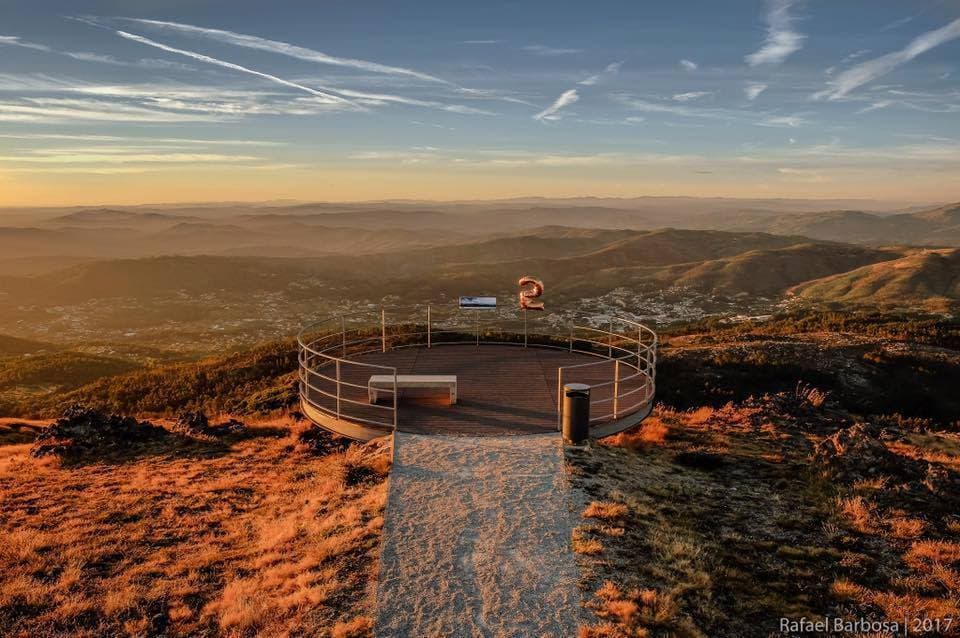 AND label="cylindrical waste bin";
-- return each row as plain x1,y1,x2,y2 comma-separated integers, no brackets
562,383,590,445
